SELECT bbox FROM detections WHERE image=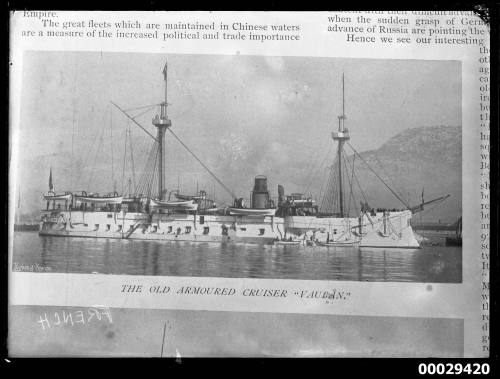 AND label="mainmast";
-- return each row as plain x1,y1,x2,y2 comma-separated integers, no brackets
152,61,172,200
331,74,349,217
